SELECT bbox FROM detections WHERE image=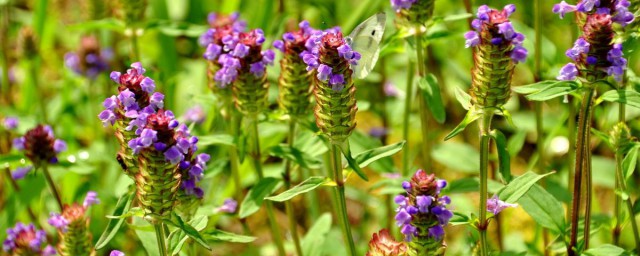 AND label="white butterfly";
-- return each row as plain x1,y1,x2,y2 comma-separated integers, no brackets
346,12,386,79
